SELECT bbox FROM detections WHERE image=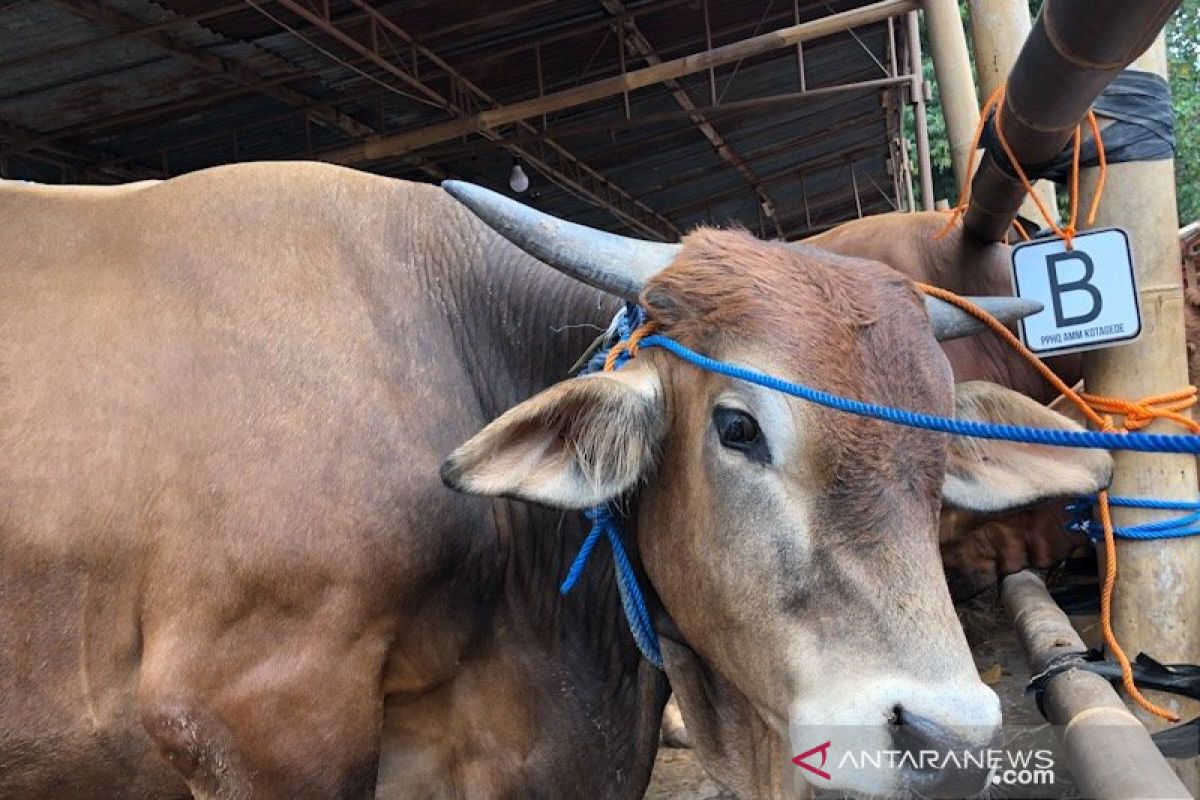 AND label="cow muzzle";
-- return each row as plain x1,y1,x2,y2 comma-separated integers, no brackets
788,677,1001,797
